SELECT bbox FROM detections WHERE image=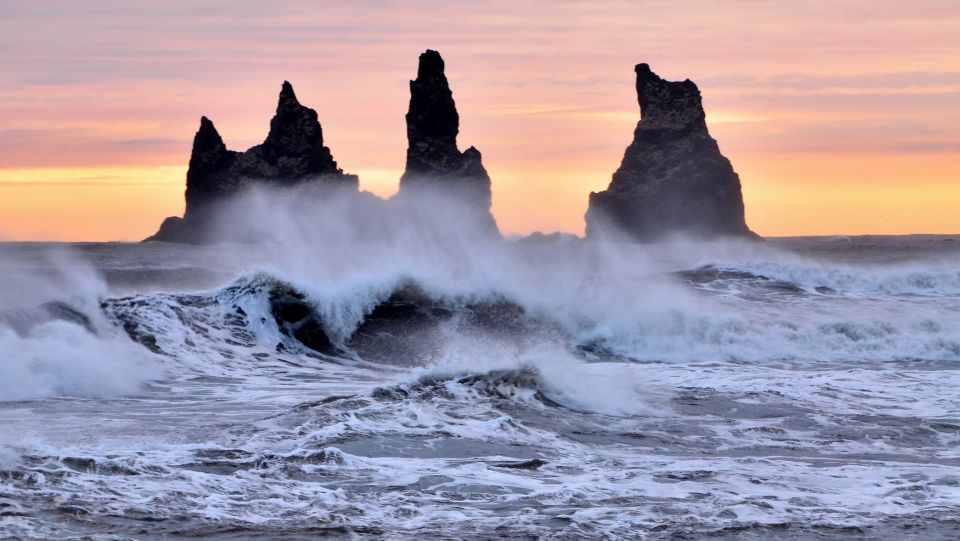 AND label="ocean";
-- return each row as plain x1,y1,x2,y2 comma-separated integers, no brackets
1,232,959,540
